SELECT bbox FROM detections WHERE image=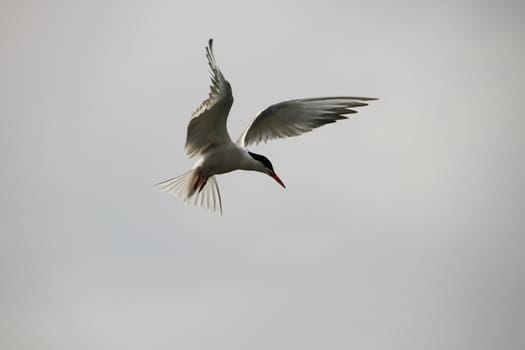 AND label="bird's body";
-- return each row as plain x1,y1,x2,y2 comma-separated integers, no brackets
158,39,376,213
196,145,263,177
